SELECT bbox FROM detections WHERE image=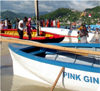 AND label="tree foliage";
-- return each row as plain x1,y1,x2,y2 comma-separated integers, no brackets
1,6,100,25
